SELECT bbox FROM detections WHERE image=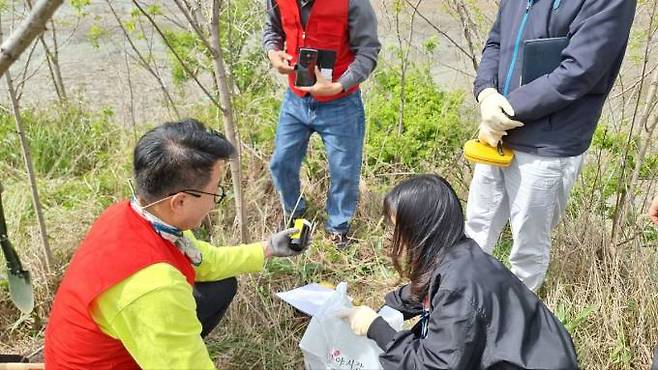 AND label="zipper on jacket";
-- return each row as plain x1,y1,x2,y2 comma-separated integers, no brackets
502,0,534,96
298,2,312,49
